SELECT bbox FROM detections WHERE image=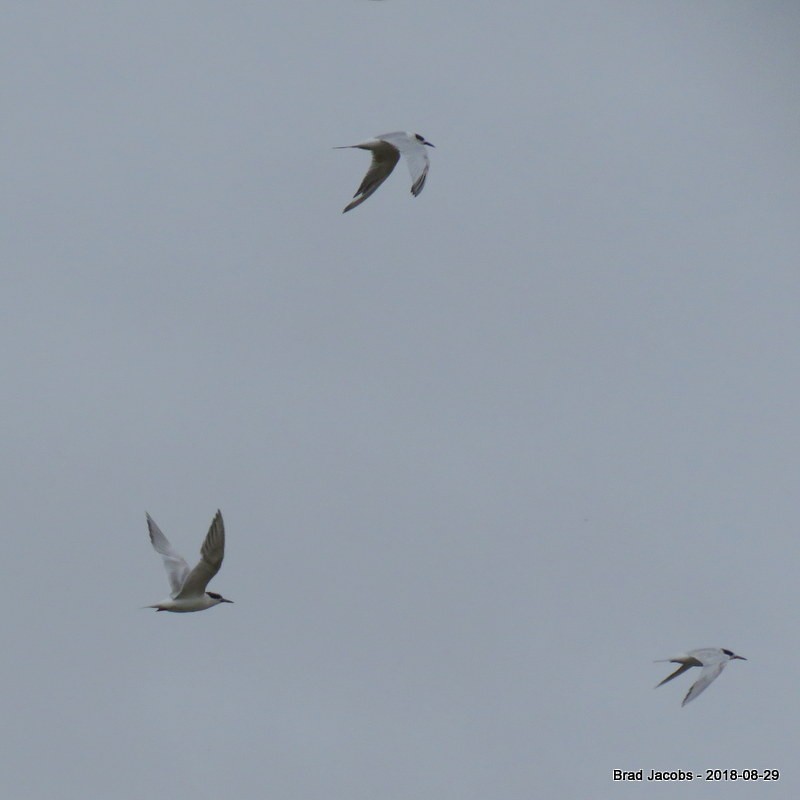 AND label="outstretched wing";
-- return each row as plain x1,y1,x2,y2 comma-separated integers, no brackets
341,141,400,213
402,145,430,197
654,662,694,688
682,662,726,706
147,514,191,597
174,510,226,599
